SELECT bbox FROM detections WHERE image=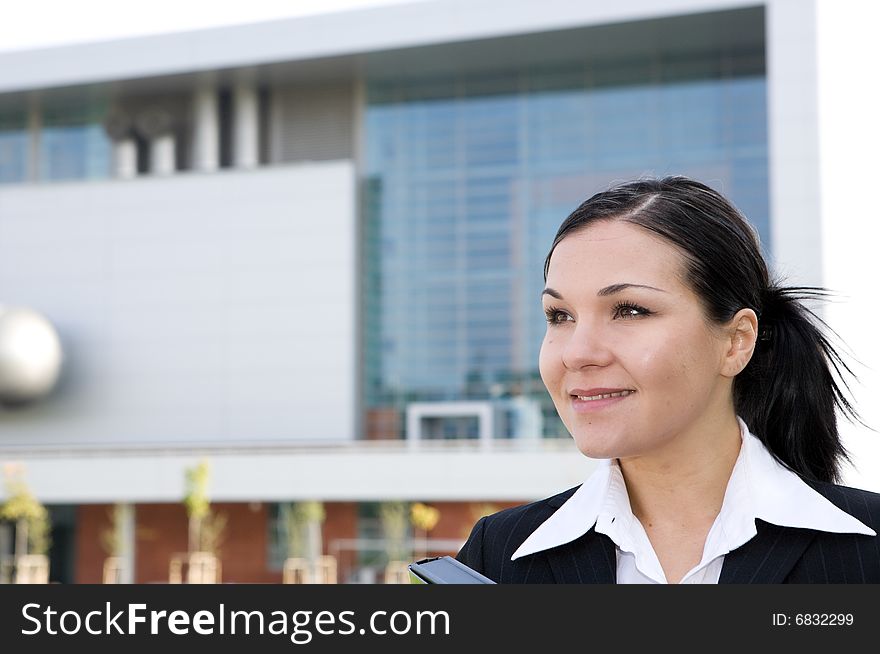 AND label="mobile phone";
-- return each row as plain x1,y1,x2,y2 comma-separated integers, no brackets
408,556,496,584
